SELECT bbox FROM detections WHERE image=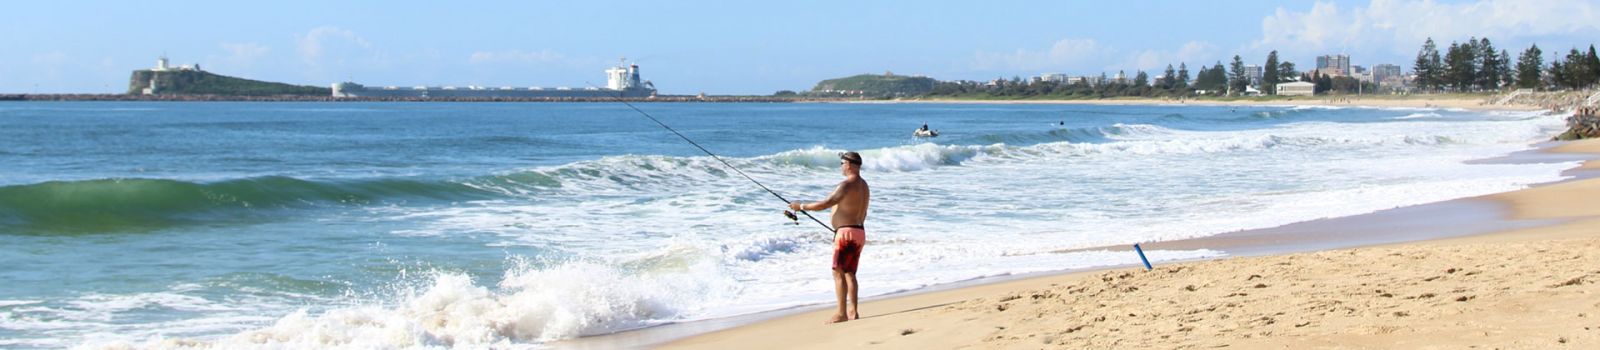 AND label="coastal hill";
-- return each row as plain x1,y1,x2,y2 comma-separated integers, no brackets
810,72,935,97
127,69,329,96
